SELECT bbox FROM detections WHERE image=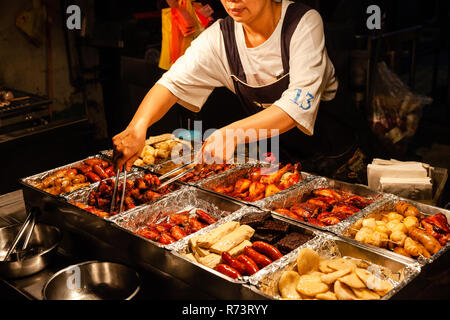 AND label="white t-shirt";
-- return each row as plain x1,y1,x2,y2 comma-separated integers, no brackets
157,0,338,136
